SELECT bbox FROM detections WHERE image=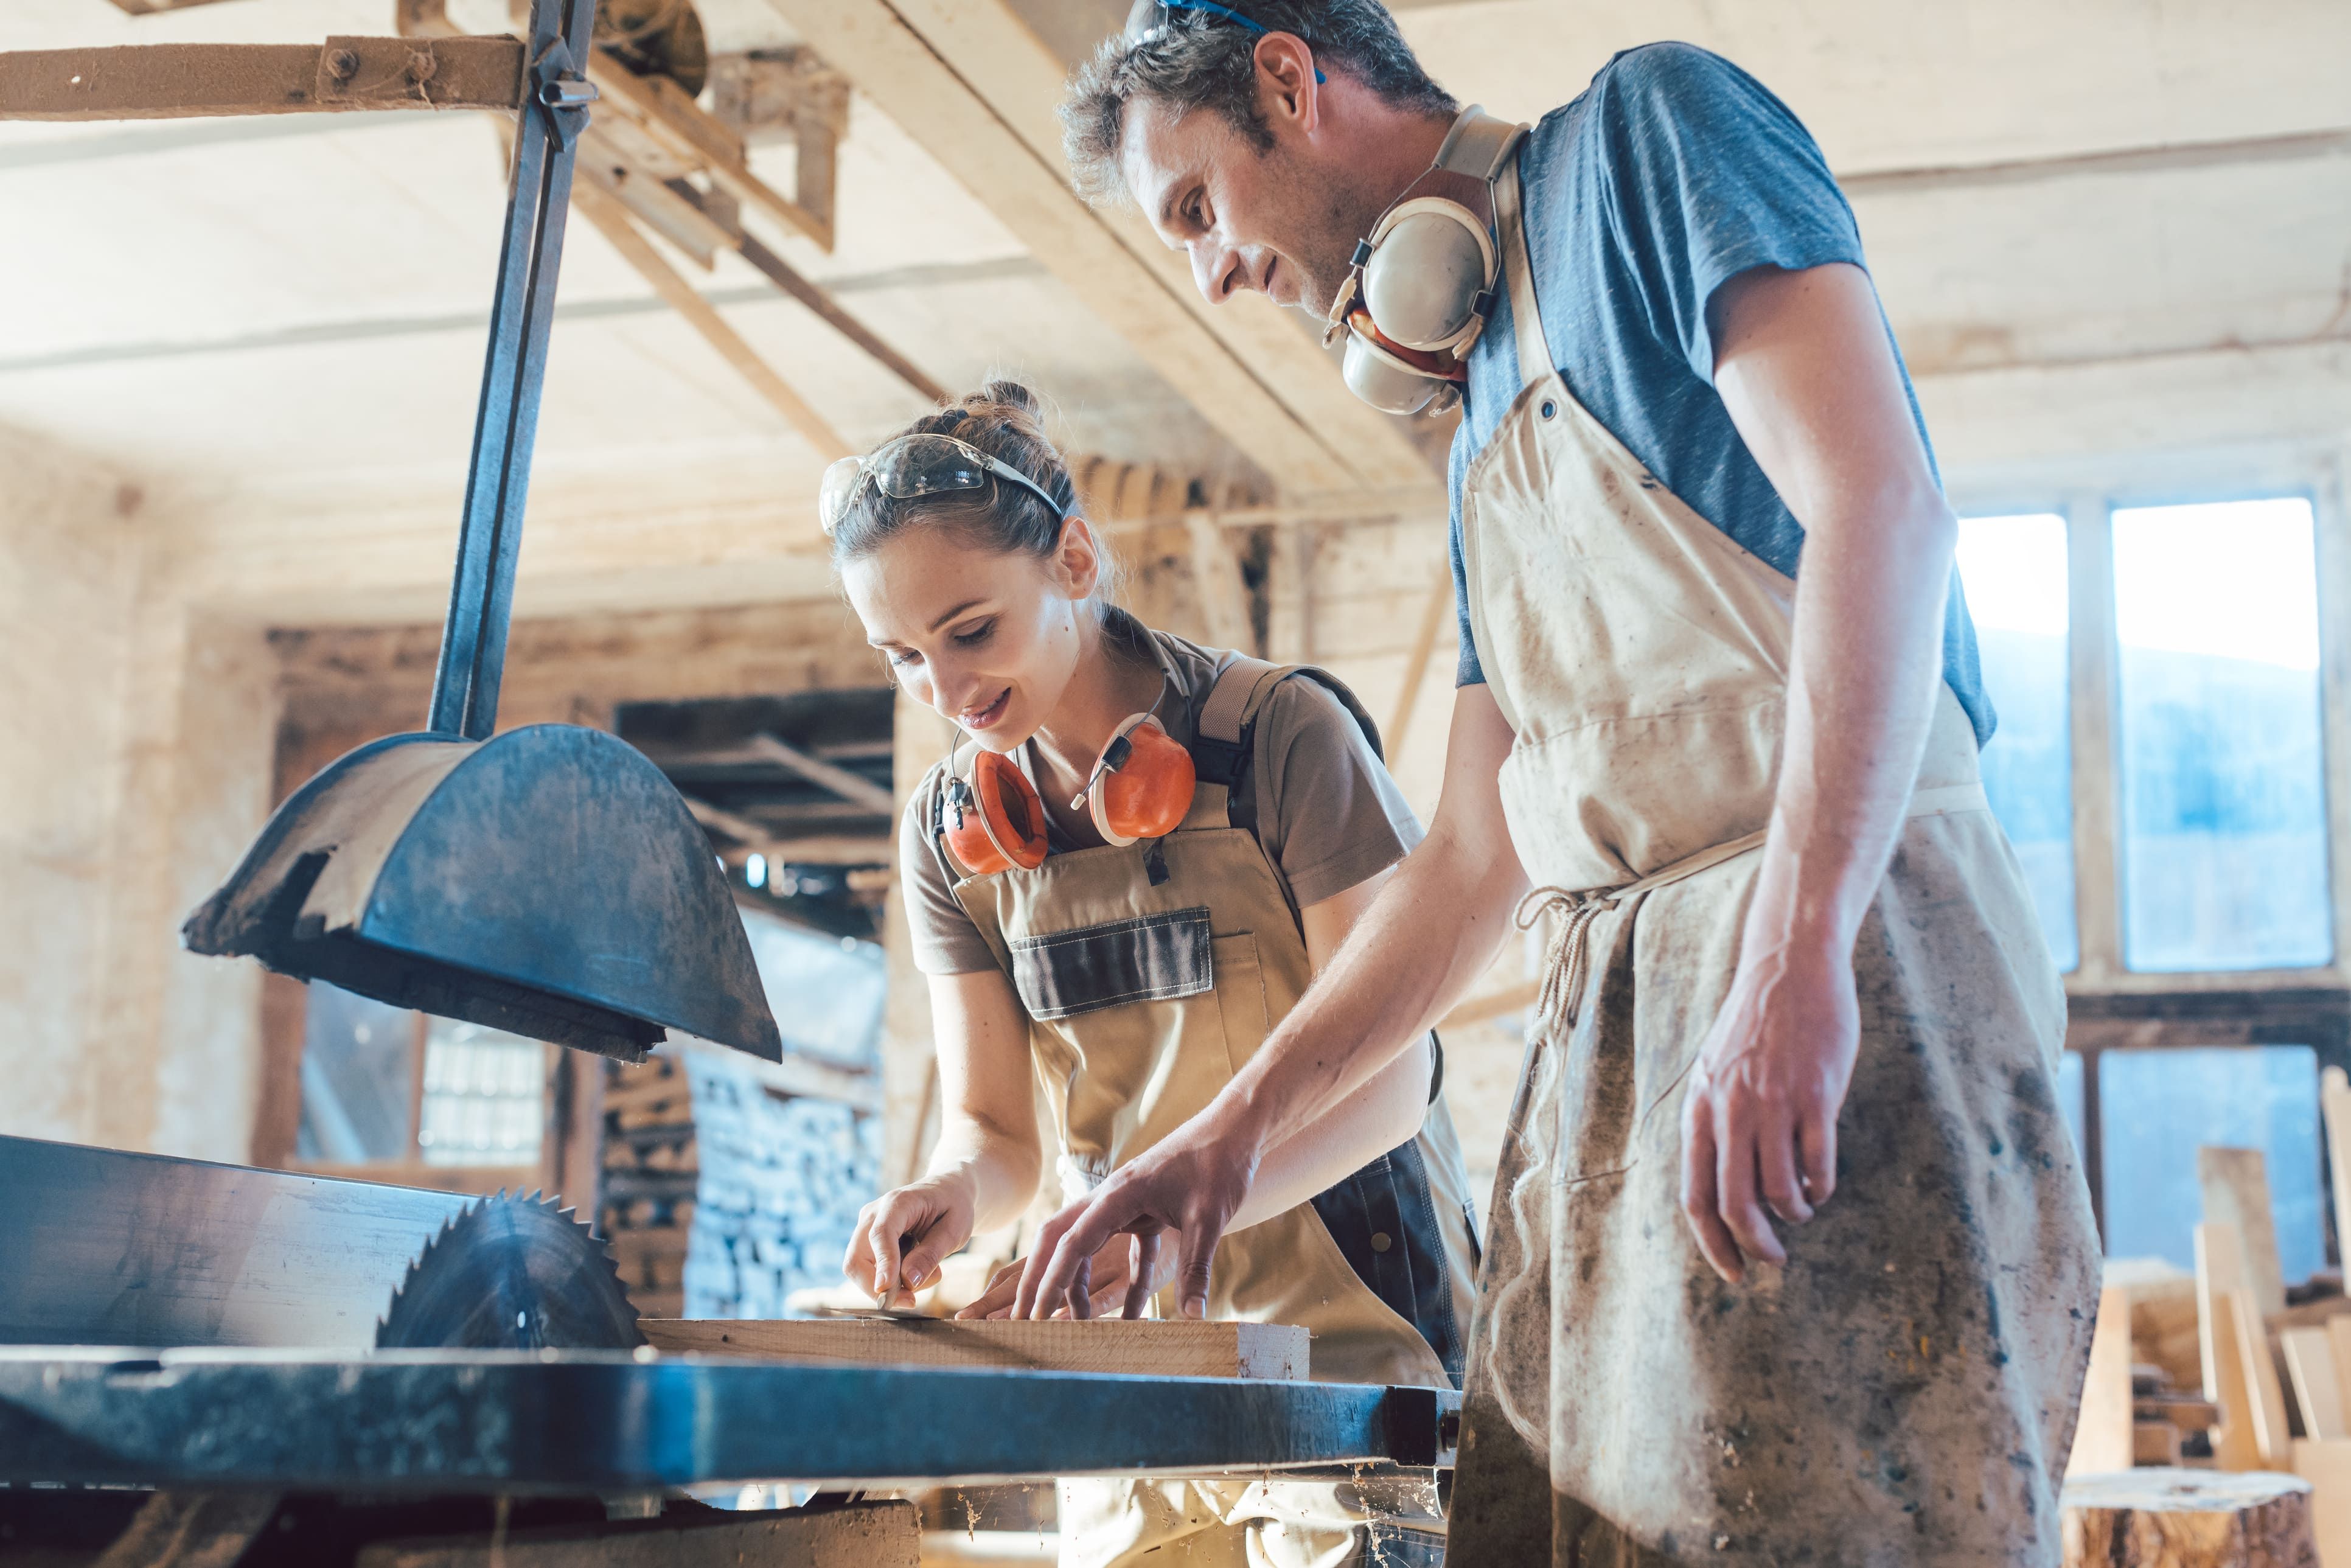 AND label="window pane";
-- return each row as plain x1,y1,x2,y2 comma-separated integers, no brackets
2114,498,2330,970
1956,513,2077,968
2098,1045,2322,1283
416,1019,544,1167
